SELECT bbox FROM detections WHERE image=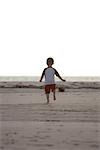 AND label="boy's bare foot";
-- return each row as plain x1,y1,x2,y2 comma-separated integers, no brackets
54,96,56,100
47,100,49,104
